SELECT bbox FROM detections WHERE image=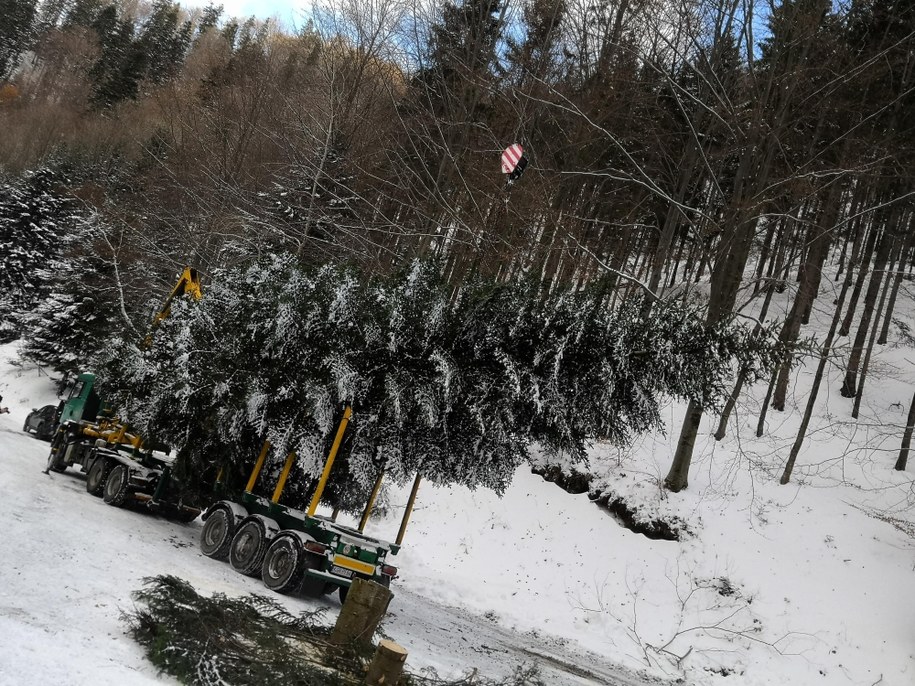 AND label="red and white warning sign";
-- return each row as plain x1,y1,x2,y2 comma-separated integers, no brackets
501,143,524,174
